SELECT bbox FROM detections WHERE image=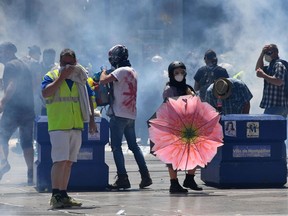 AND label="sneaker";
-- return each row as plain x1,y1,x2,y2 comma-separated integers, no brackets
62,196,82,207
0,162,11,181
49,194,64,209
